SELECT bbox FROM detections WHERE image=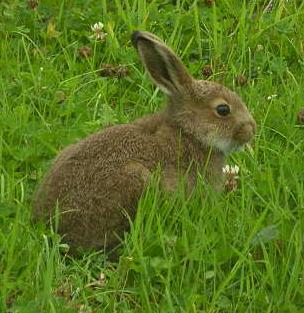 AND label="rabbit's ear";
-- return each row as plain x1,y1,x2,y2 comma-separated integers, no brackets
132,31,193,96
